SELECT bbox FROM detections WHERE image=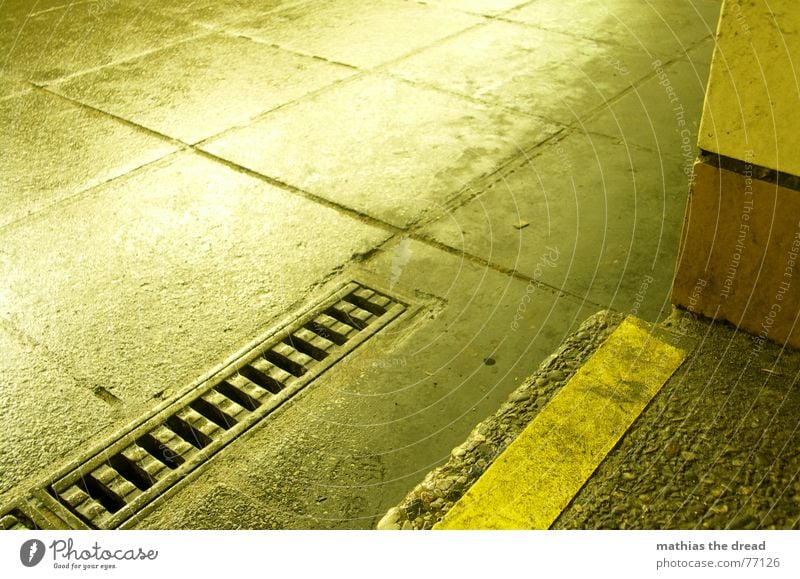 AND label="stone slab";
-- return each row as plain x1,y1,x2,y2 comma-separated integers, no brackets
52,33,353,143
203,75,559,228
